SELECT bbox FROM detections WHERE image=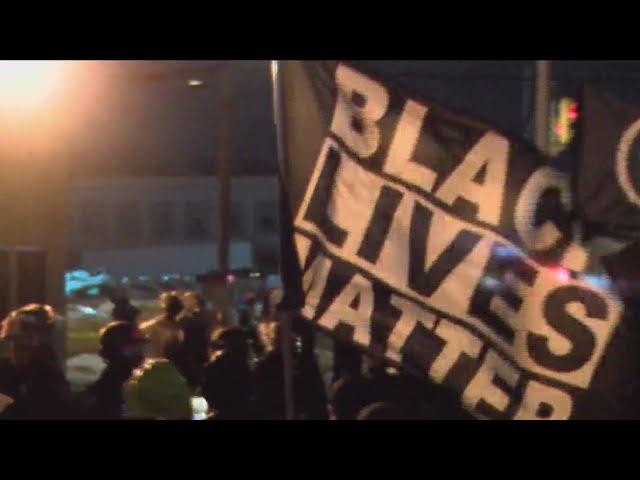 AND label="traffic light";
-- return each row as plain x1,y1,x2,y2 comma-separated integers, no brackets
553,97,579,145
550,97,579,156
